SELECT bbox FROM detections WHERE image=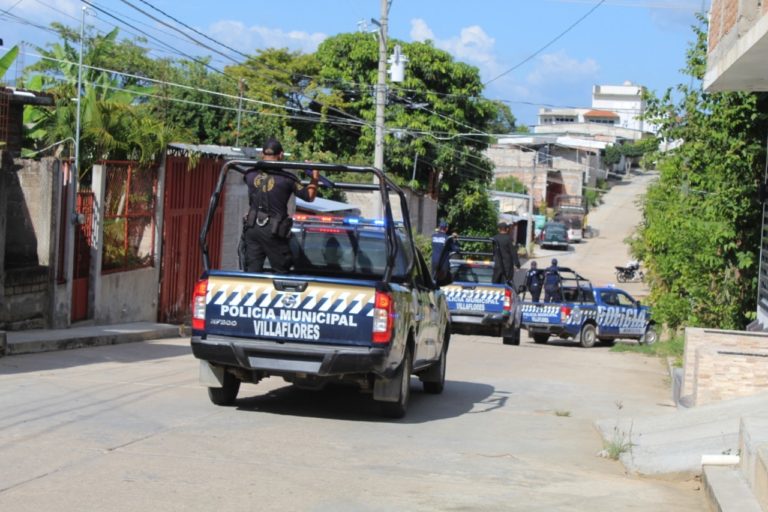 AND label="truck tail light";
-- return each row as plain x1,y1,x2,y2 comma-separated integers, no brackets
503,287,512,311
560,305,572,322
372,291,394,344
192,279,208,331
